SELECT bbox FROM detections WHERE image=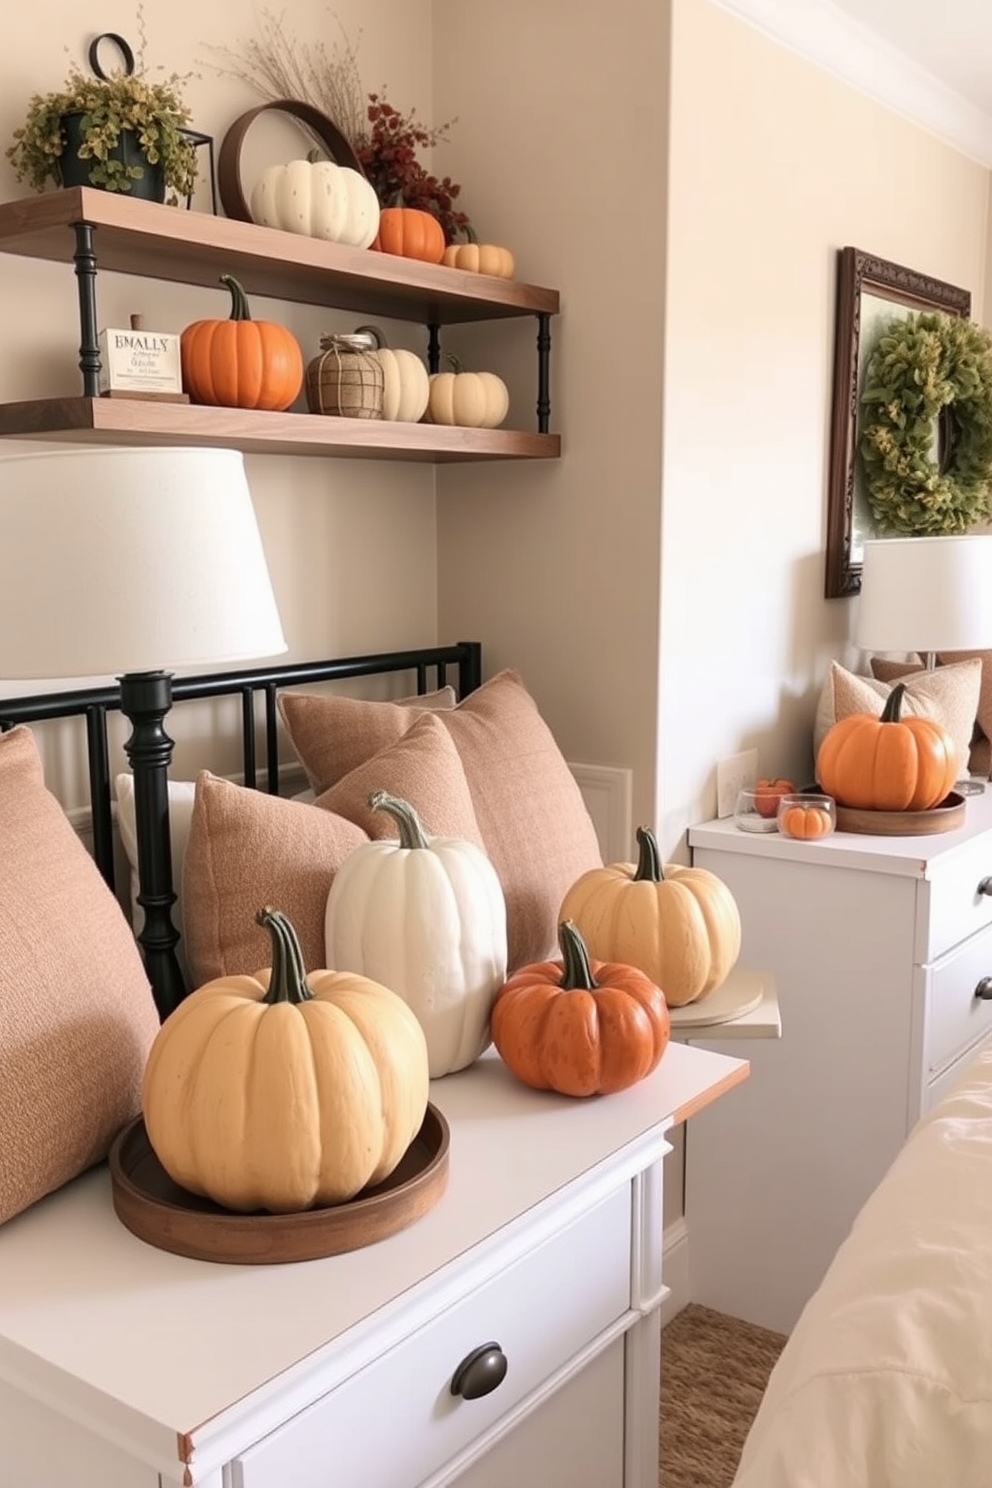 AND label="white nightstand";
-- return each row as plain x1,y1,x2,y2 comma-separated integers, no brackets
685,793,992,1333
